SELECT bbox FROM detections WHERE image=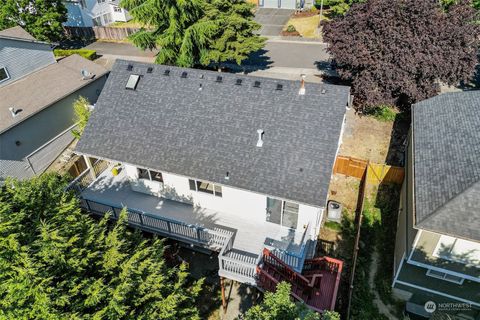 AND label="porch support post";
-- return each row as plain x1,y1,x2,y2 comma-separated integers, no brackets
220,277,227,314
84,155,97,180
